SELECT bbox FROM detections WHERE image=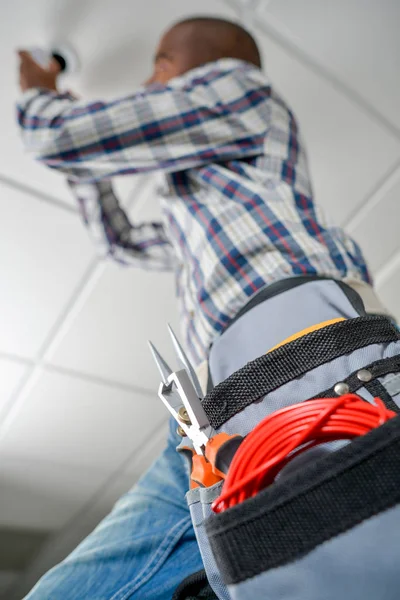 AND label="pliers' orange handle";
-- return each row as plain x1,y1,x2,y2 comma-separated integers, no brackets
191,454,223,488
181,433,243,488
179,447,222,489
